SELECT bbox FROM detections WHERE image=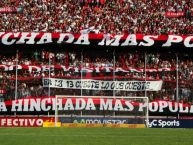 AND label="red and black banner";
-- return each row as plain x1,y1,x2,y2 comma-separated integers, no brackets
1,97,192,114
0,32,192,48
